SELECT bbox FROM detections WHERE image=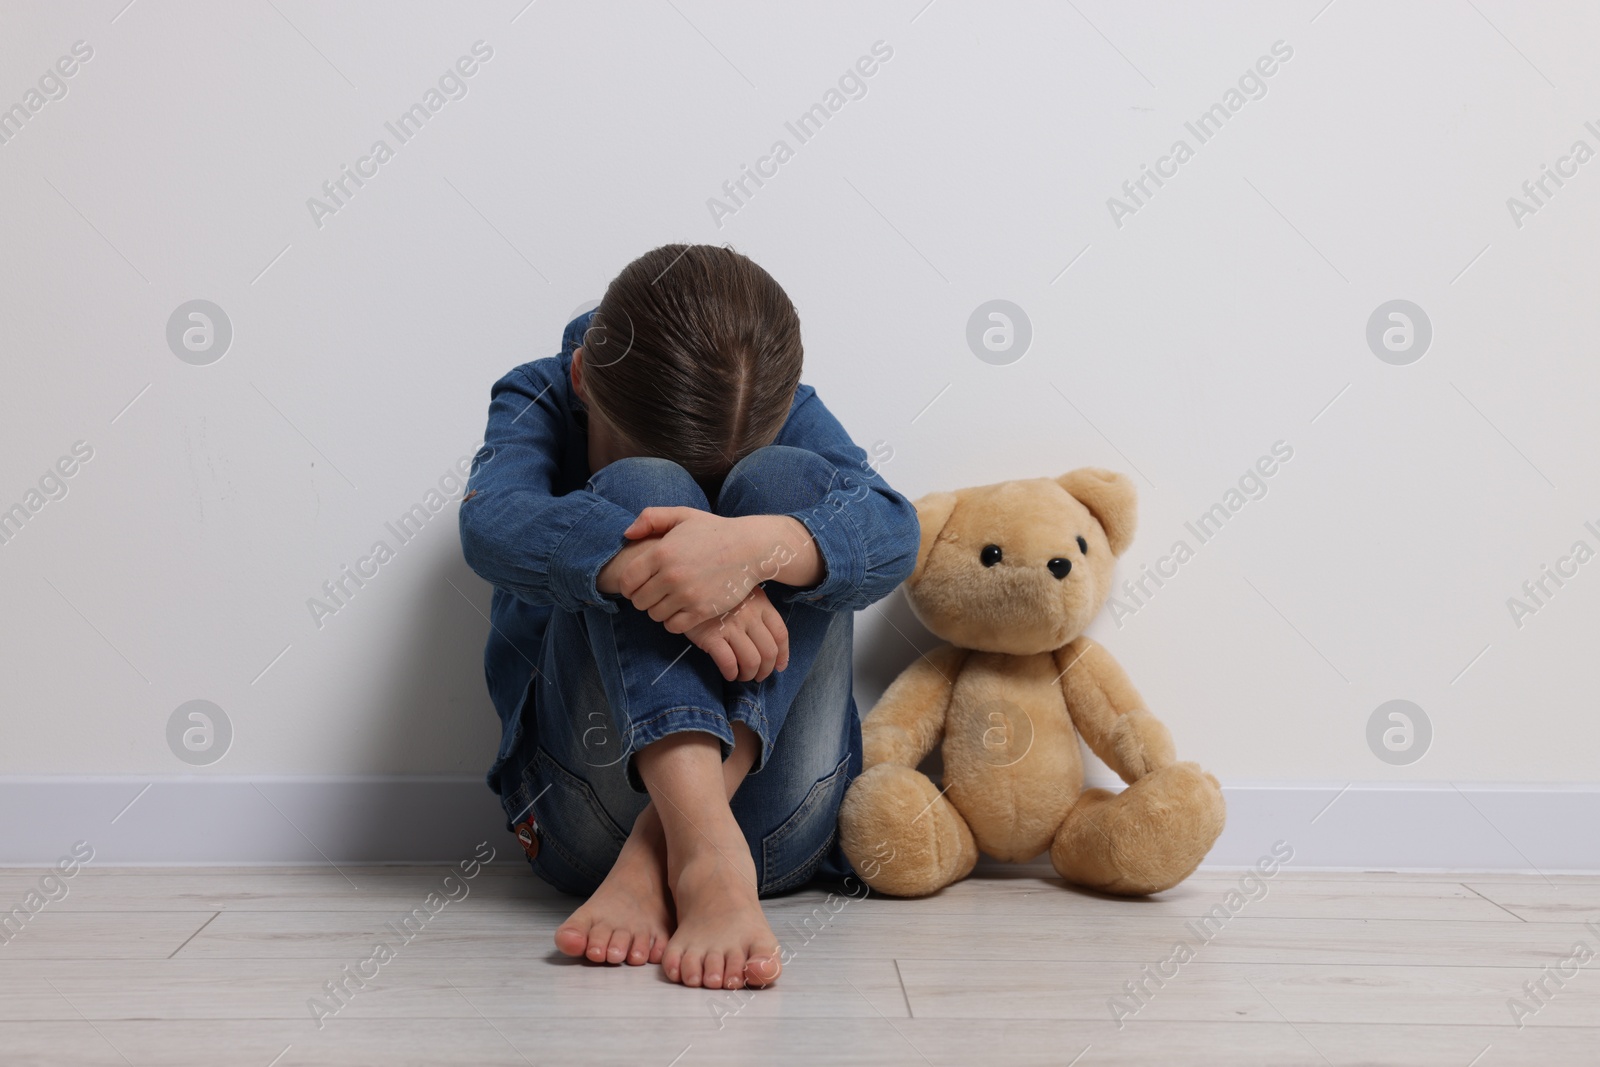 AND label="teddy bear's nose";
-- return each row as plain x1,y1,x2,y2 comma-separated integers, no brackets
1047,557,1072,579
